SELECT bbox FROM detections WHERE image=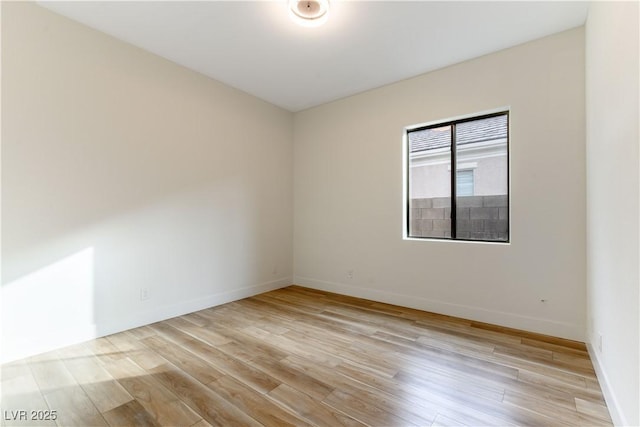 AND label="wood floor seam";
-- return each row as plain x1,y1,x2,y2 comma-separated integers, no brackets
1,286,613,427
